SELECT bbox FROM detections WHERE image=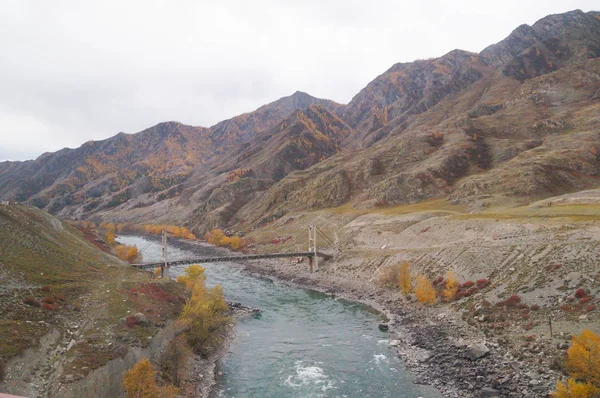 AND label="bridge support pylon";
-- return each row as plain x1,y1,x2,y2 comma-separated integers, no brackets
308,225,318,273
161,230,168,278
